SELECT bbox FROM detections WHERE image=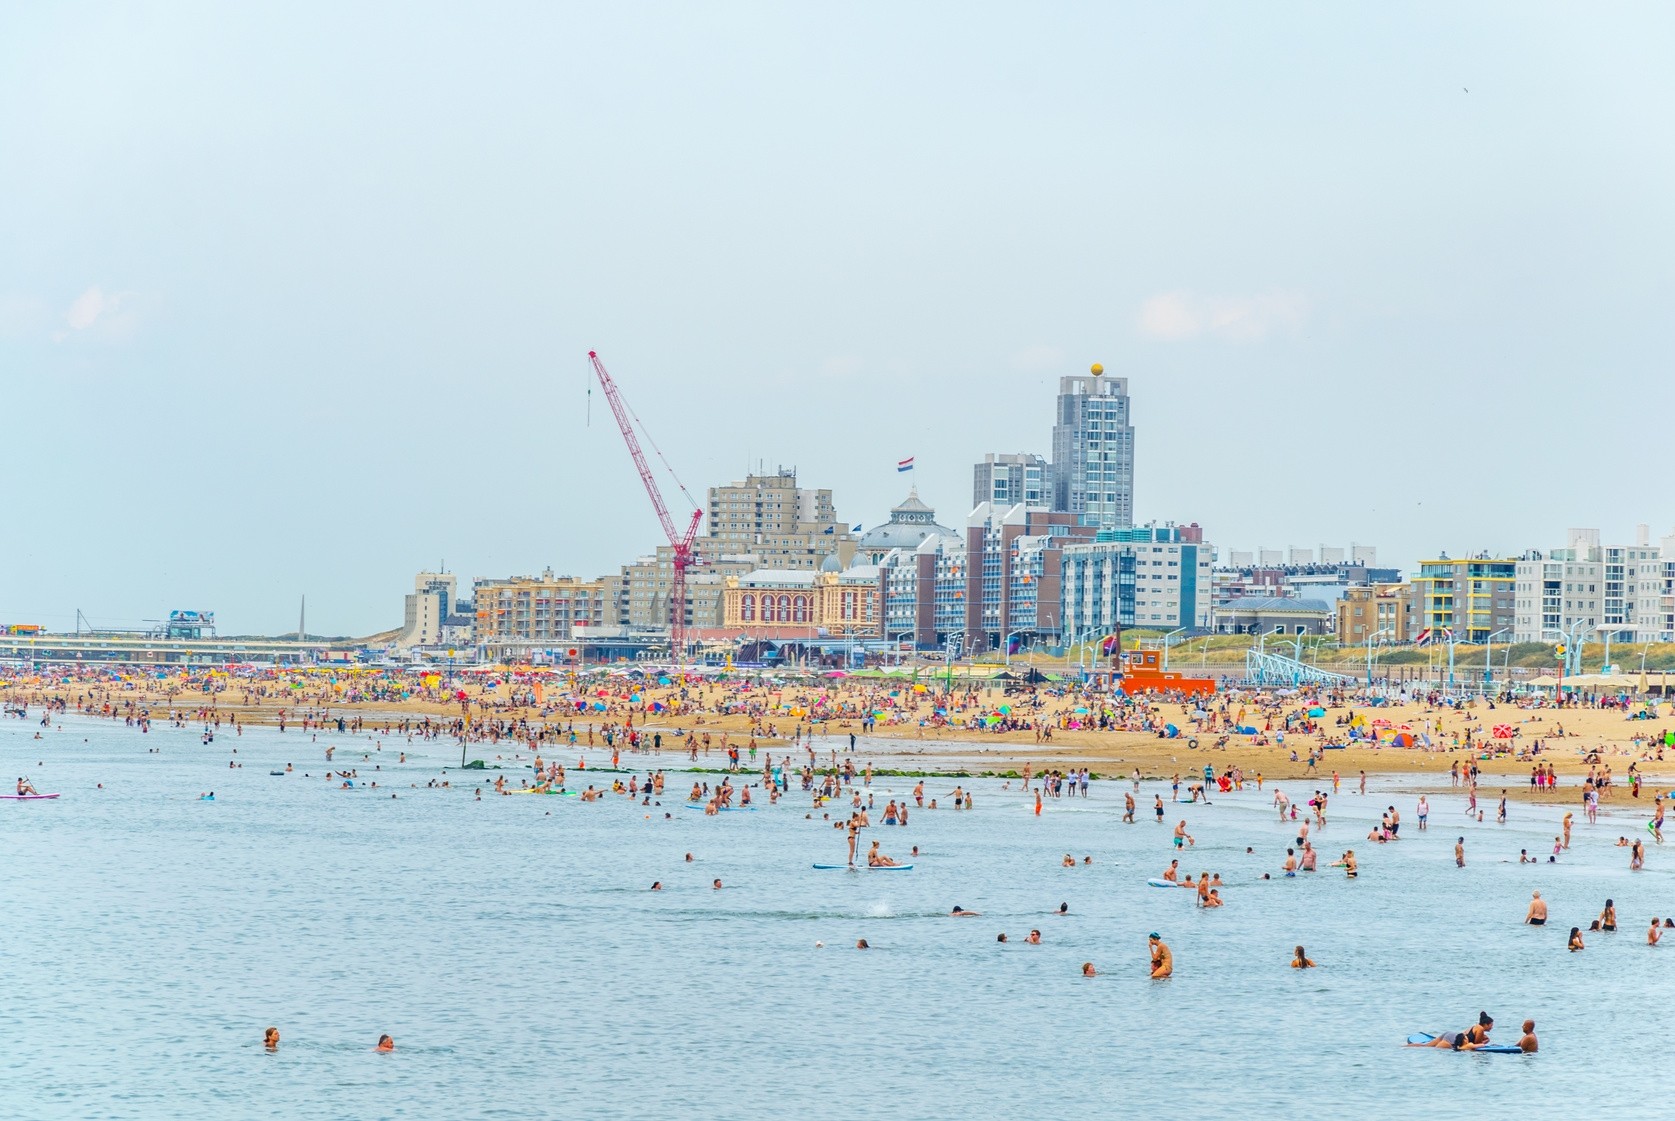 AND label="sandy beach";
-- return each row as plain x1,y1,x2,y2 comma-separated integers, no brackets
9,667,1674,803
